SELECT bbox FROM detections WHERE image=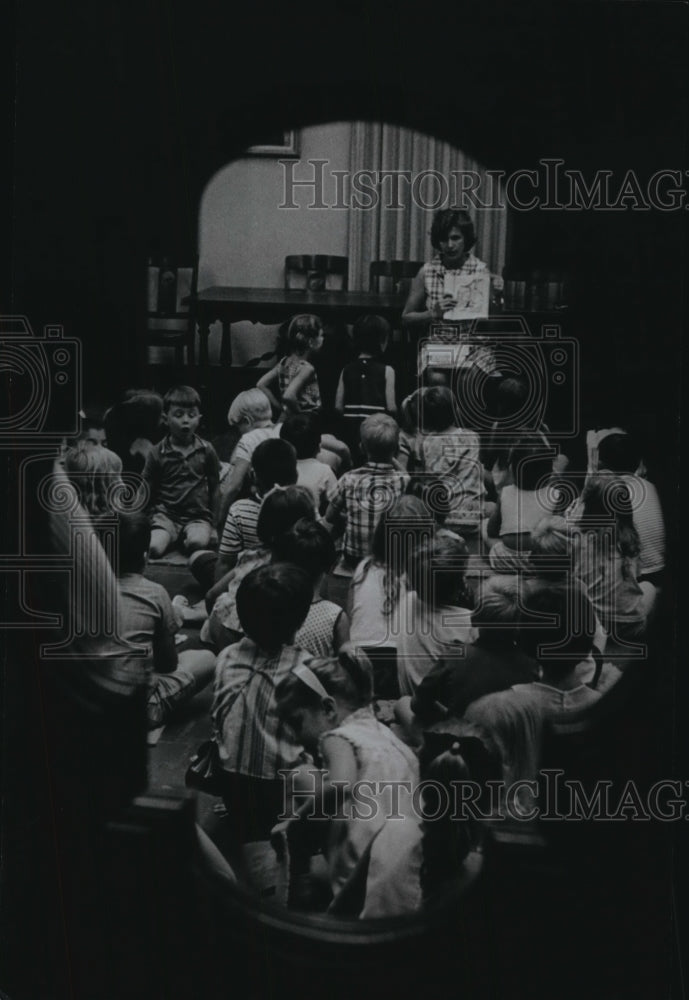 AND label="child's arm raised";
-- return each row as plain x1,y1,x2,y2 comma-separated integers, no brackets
282,362,316,413
384,366,397,416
